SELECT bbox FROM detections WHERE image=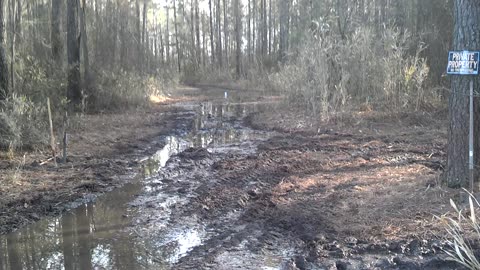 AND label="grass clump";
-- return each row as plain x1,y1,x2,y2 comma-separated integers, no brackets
439,191,480,269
